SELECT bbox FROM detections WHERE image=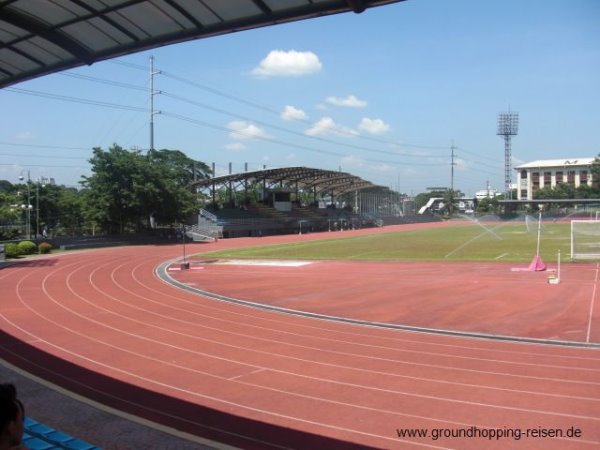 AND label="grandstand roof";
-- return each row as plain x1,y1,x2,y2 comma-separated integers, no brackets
193,166,383,196
0,0,403,89
514,158,596,169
